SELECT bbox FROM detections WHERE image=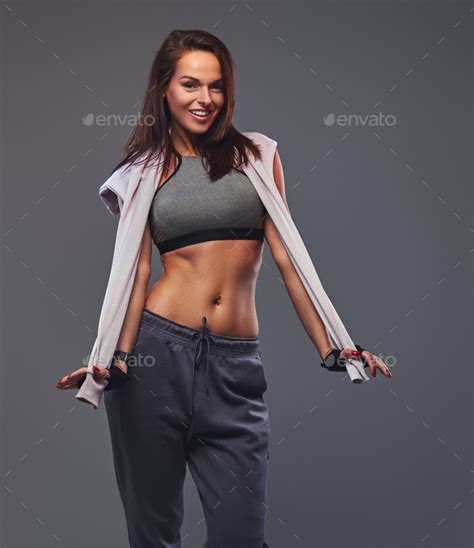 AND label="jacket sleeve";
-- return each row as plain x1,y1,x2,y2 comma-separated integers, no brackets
76,157,157,409
244,131,278,176
257,133,278,180
98,164,131,215
246,131,369,384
